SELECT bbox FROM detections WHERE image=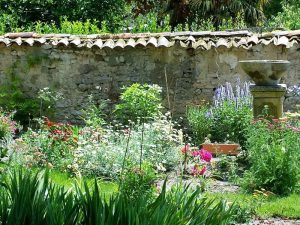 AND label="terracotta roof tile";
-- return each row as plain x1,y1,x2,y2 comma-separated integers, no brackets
115,39,126,48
